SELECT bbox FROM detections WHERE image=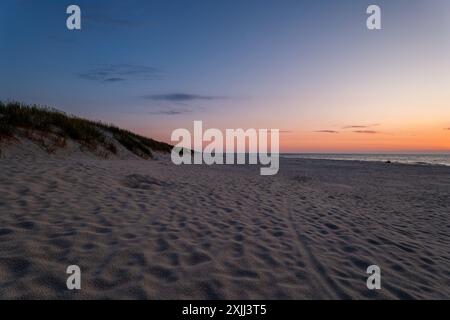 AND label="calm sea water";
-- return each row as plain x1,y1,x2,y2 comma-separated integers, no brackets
281,153,450,166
